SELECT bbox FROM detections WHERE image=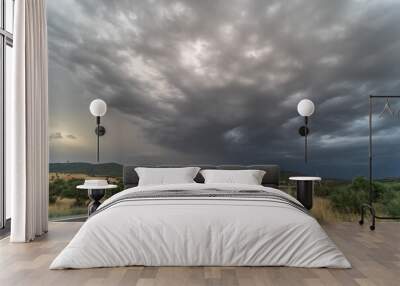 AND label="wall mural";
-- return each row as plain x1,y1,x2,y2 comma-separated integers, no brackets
47,0,400,220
